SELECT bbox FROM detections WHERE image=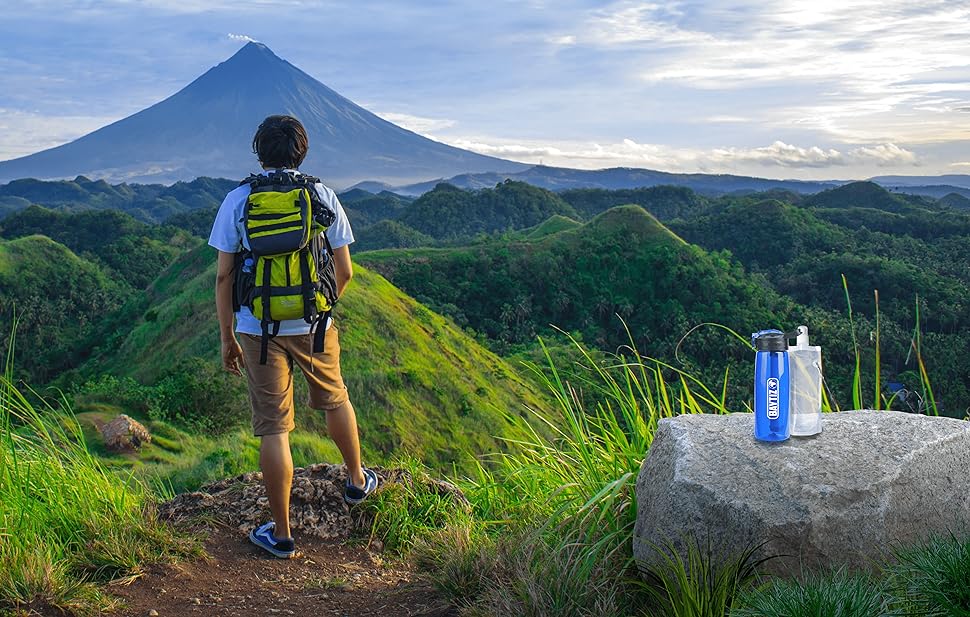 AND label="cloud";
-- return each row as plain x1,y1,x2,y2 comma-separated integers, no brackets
849,143,918,167
708,142,845,168
547,34,577,46
444,136,919,174
584,2,713,47
950,162,970,168
0,109,115,161
228,33,257,43
372,111,457,135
